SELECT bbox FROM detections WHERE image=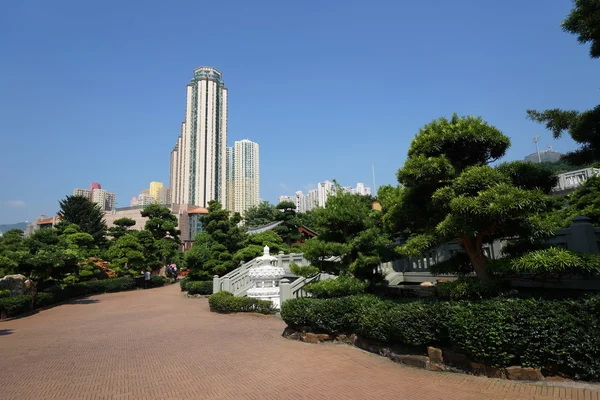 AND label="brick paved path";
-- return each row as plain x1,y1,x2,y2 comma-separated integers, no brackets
1,285,598,400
